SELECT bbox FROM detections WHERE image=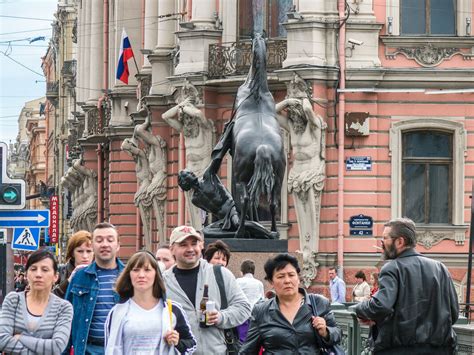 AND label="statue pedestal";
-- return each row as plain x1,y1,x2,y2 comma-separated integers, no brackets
204,239,287,252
